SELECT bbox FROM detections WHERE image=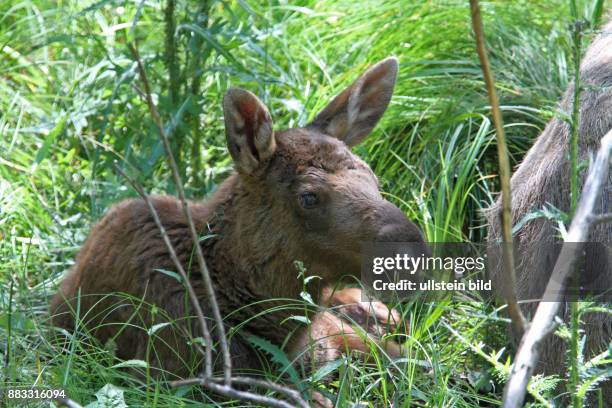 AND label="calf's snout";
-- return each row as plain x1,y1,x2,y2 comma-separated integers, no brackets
373,202,427,244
